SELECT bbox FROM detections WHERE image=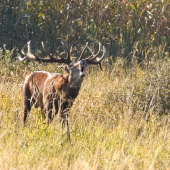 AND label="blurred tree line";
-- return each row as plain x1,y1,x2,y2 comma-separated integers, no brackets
0,0,170,61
